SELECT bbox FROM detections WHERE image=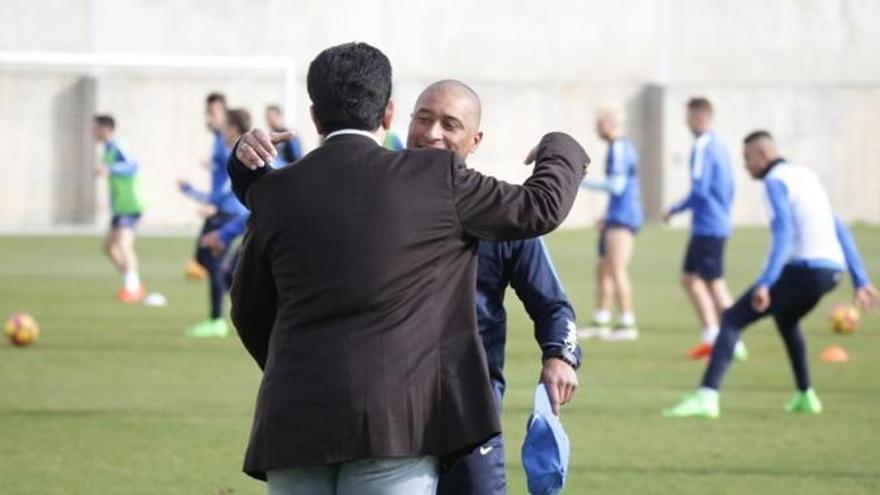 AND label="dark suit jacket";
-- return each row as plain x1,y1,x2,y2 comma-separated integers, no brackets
228,132,588,480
